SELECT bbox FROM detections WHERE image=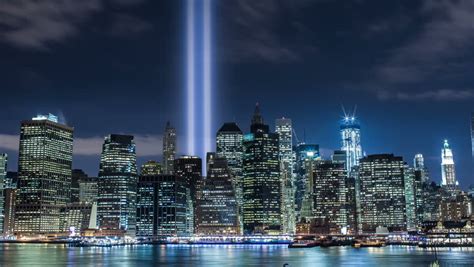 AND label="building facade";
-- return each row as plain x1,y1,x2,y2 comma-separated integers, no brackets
97,134,137,236
195,154,239,235
275,118,296,234
174,156,202,234
358,154,406,233
295,144,320,219
312,160,348,234
79,177,98,204
163,121,177,175
141,160,162,176
242,104,281,234
15,114,73,235
340,116,362,174
216,122,244,232
441,140,458,189
136,174,188,237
